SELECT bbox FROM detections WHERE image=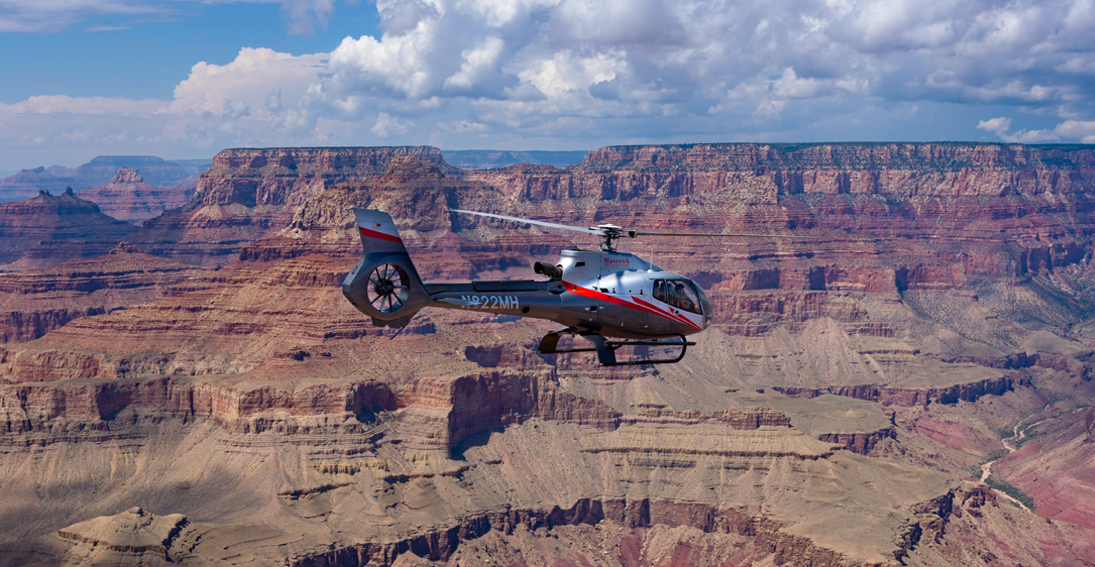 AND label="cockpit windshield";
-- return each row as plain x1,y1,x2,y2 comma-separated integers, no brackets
653,279,703,314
